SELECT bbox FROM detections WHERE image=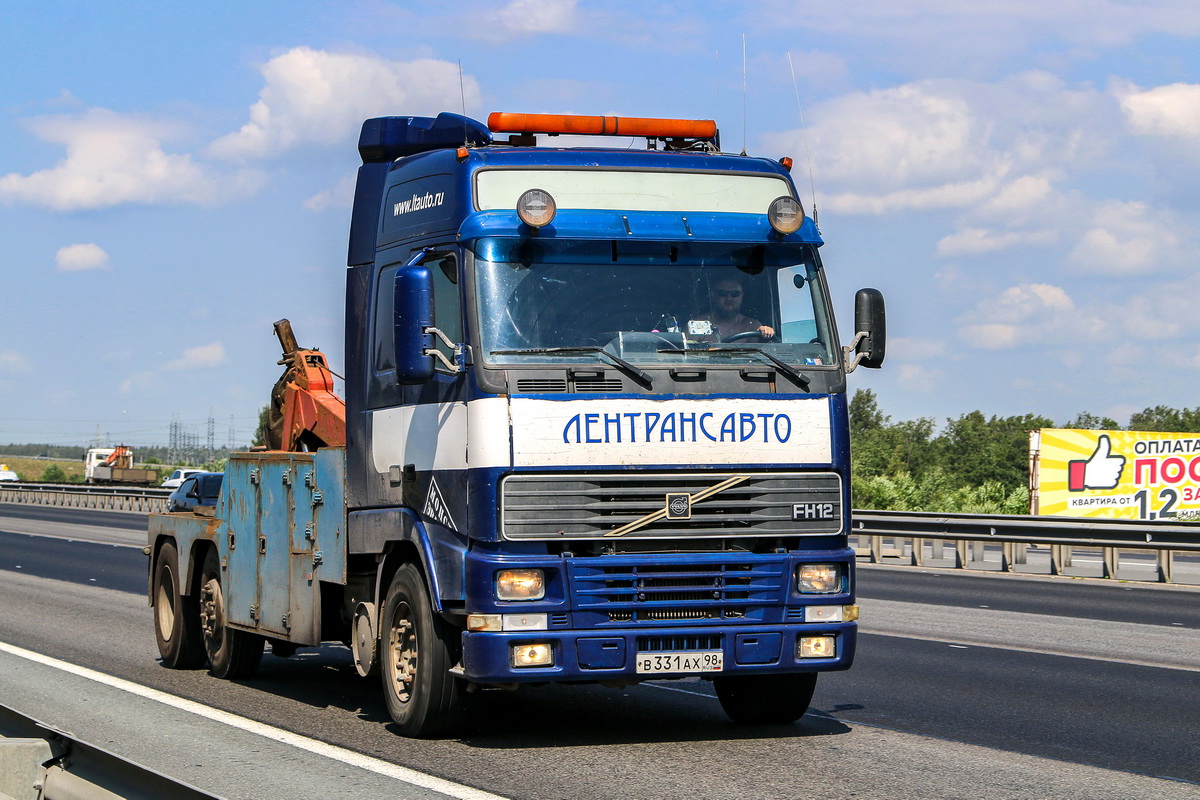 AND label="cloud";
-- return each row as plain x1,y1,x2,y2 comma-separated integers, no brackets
896,363,942,393
1110,272,1200,342
957,283,1103,350
1066,201,1186,275
887,337,948,361
303,175,356,212
469,0,579,41
0,109,232,210
762,73,1112,216
0,351,30,373
210,47,482,160
55,243,110,271
1118,82,1200,138
762,2,1200,73
165,342,227,370
979,175,1057,216
118,371,157,394
803,84,994,192
936,227,1057,257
